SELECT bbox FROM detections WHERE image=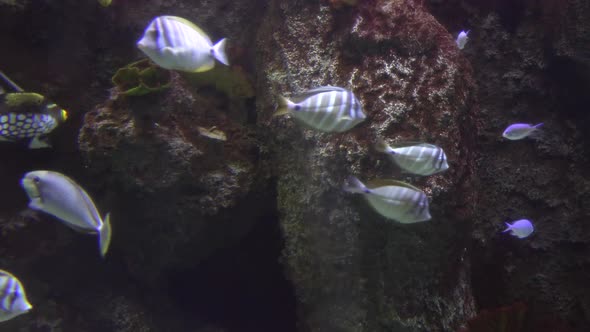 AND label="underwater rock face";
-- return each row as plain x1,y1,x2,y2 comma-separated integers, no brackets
257,0,478,331
428,0,590,330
